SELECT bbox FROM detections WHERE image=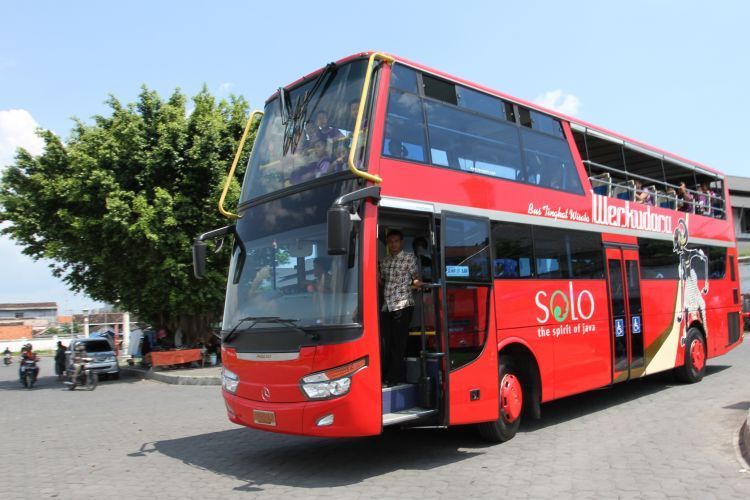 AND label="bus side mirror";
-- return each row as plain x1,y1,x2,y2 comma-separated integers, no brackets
327,206,351,255
193,239,207,279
